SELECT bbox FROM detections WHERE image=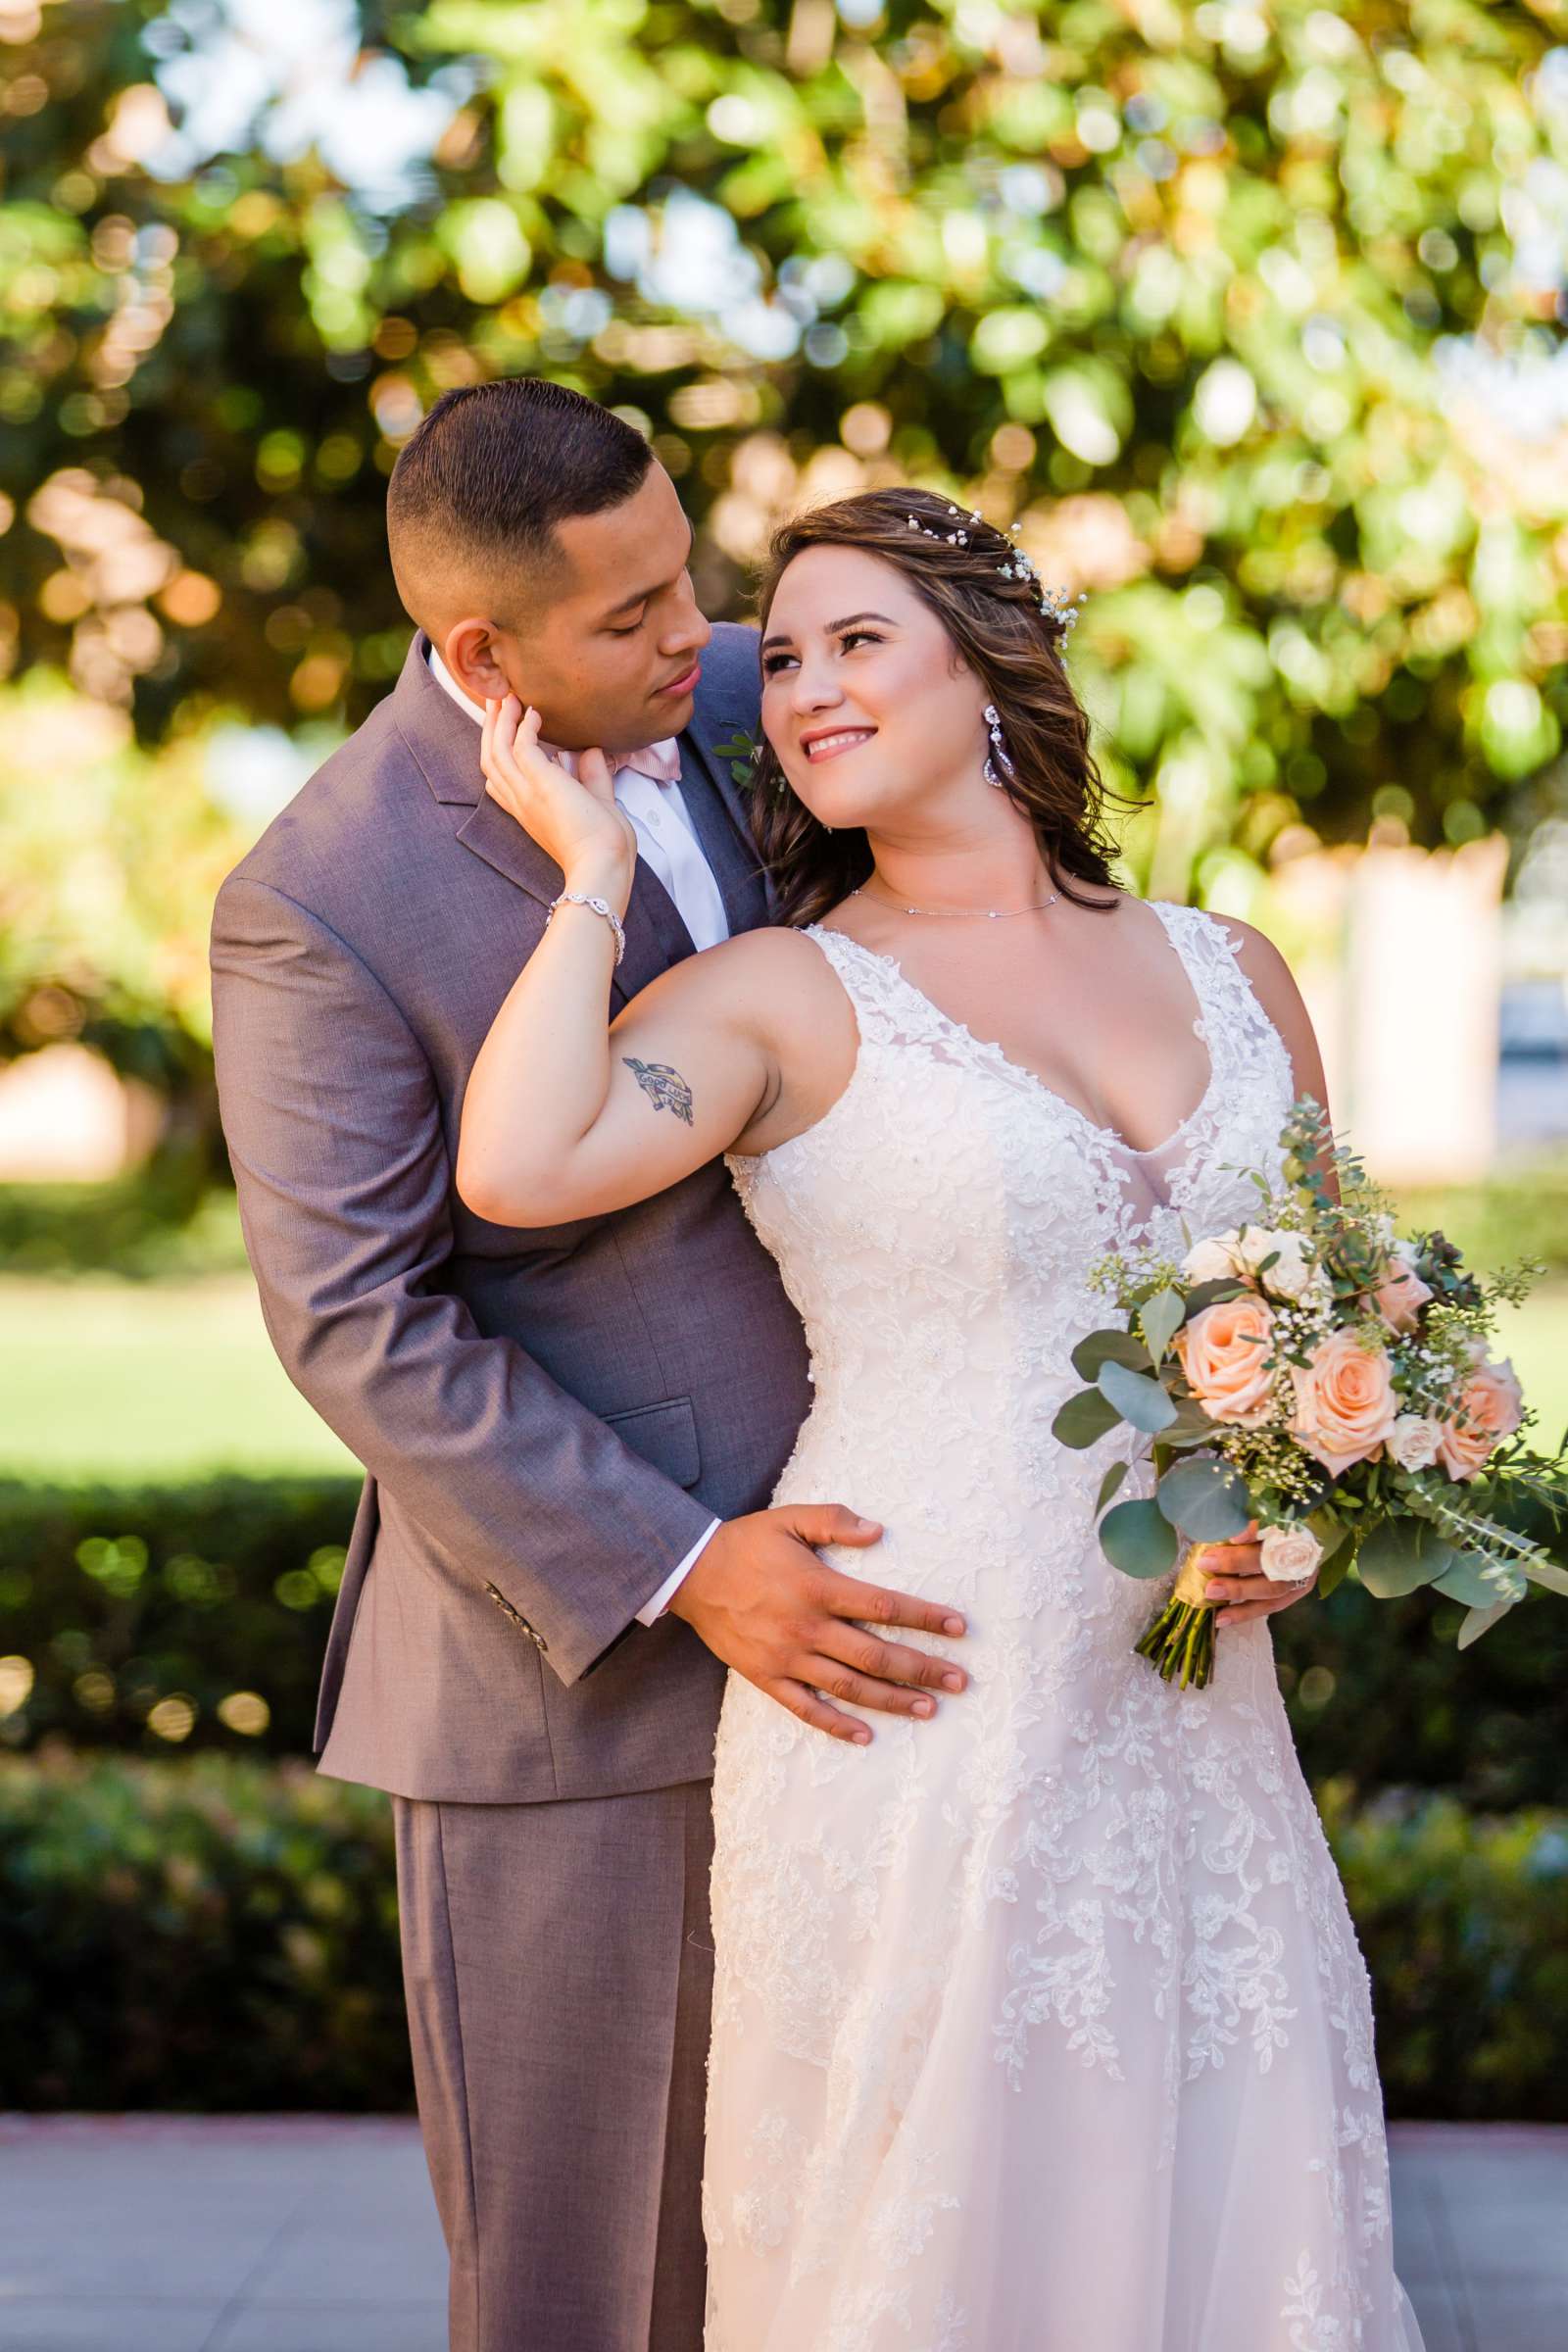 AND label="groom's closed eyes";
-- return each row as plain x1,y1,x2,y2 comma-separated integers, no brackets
601,515,699,635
